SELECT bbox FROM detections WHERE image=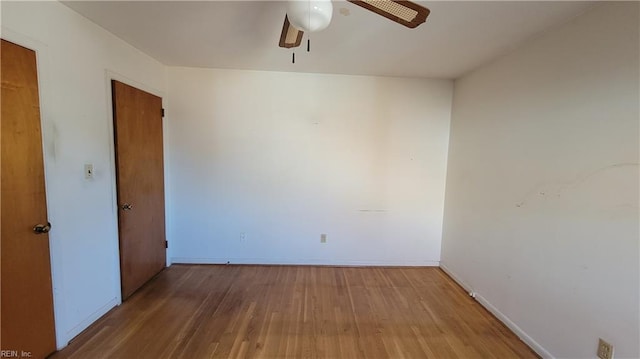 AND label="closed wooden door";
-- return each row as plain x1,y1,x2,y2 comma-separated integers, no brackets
112,80,166,300
1,39,57,358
